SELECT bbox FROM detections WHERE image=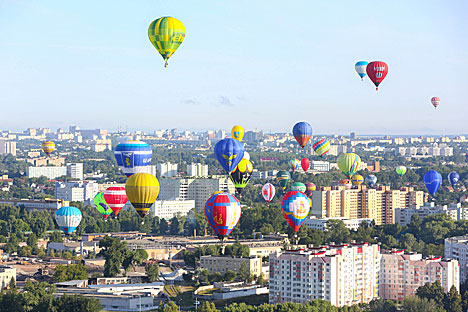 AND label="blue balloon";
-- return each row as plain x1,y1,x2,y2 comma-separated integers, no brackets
55,206,82,234
214,138,245,173
448,172,460,186
365,175,377,187
424,170,442,196
114,141,153,177
292,122,313,148
355,61,369,79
